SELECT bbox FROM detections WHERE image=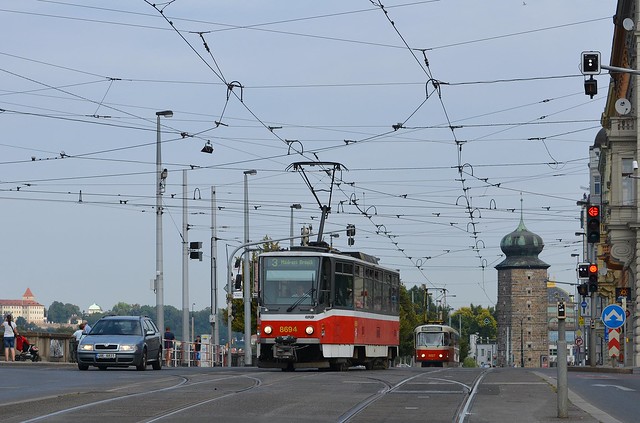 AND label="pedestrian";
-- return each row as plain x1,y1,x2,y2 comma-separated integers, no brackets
2,314,19,362
71,323,85,363
164,327,175,367
73,323,85,342
82,320,92,334
194,335,201,366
